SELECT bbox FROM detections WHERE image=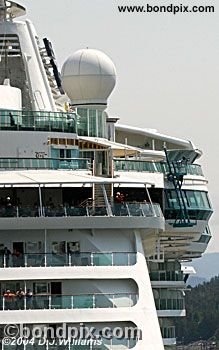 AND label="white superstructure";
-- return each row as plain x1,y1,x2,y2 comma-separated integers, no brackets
0,2,212,350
